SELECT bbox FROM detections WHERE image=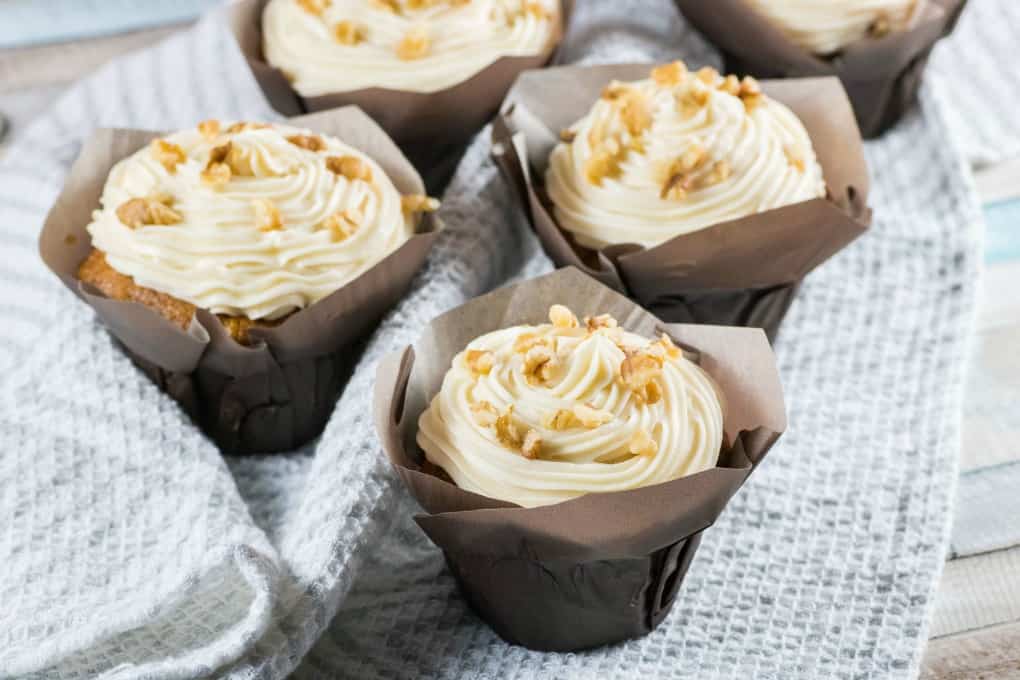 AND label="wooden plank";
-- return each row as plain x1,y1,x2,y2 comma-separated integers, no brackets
929,546,1020,638
922,620,1020,679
